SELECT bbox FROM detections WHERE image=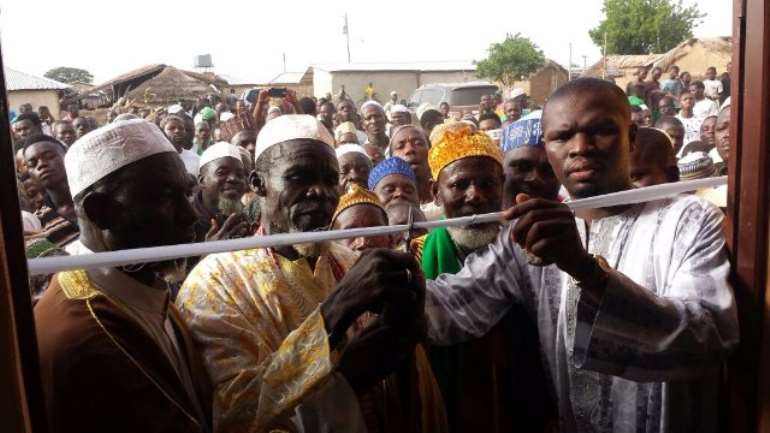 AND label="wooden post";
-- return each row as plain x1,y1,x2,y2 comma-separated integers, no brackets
727,0,770,431
0,43,48,432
